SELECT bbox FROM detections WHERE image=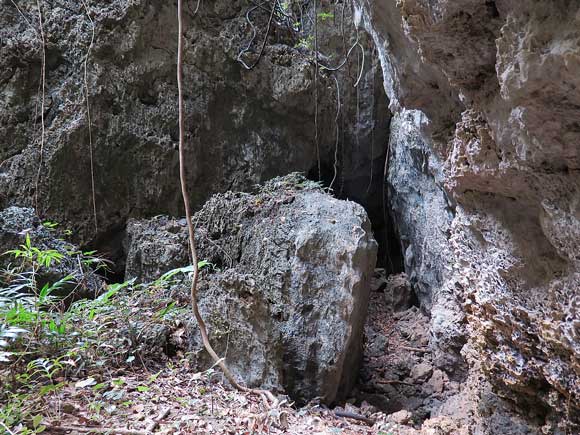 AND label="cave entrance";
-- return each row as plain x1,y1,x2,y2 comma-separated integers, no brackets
84,224,127,284
306,150,404,275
